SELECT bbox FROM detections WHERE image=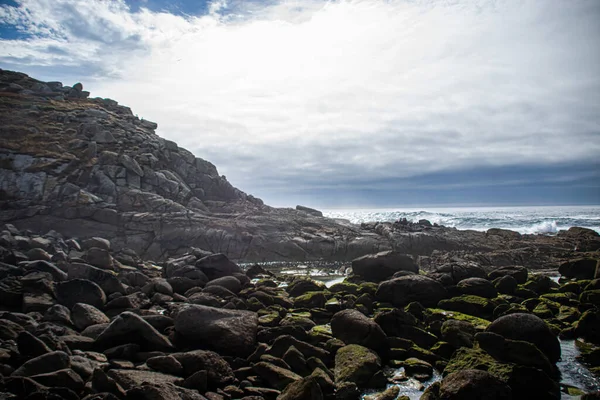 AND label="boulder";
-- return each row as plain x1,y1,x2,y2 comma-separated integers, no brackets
430,262,488,284
439,369,512,400
559,258,598,280
252,361,301,390
95,311,174,351
71,303,110,330
173,350,235,387
195,254,242,281
67,263,125,294
457,277,498,298
376,275,447,307
352,251,418,282
486,313,561,364
277,375,324,400
334,344,381,387
56,279,106,309
331,309,388,355
205,276,241,294
11,351,70,377
488,266,528,284
174,304,258,356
